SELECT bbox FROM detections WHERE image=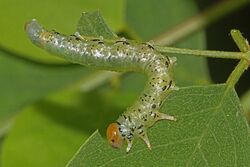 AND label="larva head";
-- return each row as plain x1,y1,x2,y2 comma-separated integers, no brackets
106,123,124,149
